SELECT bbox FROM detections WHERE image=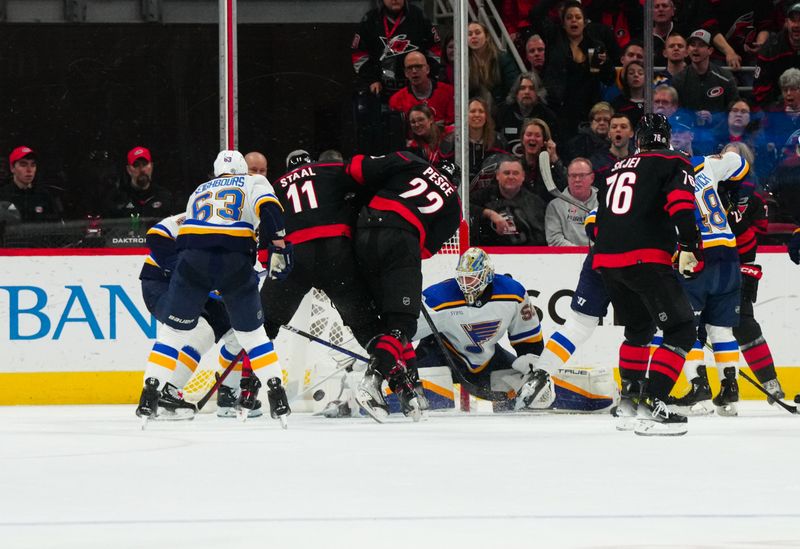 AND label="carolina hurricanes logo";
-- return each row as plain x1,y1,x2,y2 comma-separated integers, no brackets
380,34,418,60
707,86,724,98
